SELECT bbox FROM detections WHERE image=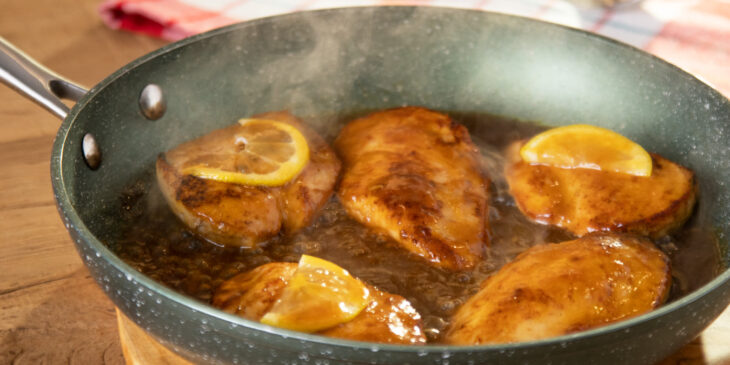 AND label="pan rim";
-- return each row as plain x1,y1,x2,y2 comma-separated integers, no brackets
49,5,730,354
